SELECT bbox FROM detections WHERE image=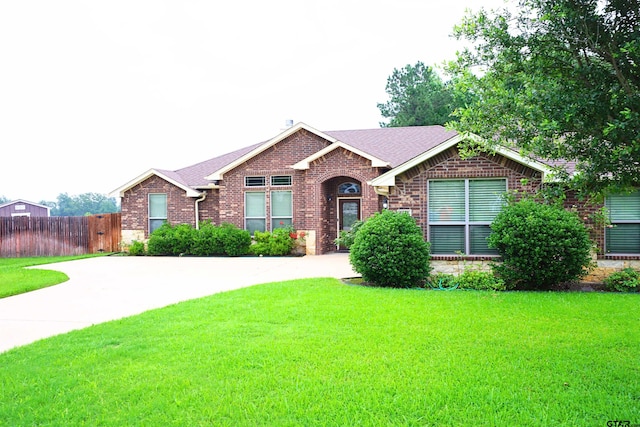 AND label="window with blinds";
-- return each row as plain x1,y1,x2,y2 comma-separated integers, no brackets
271,190,292,230
606,191,640,254
245,192,266,235
148,193,167,234
428,179,506,255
